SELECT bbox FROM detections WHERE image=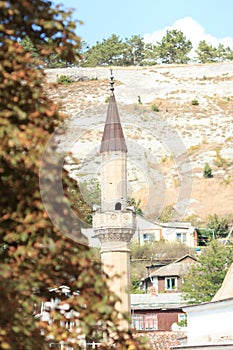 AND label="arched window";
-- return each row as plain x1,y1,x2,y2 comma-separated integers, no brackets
115,202,121,210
